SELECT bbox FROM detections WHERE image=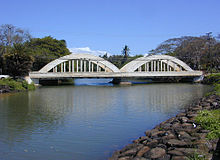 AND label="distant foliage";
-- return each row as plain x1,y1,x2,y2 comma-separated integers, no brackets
101,54,143,69
150,34,220,72
100,45,143,69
